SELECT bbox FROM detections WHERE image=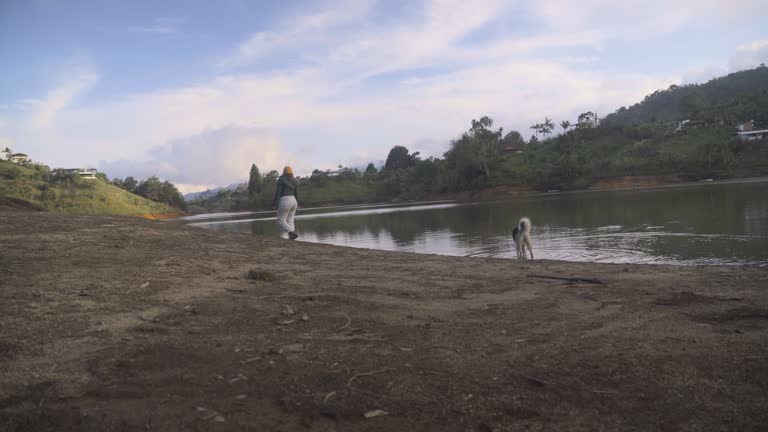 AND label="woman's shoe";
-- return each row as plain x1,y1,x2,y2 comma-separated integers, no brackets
288,232,299,240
